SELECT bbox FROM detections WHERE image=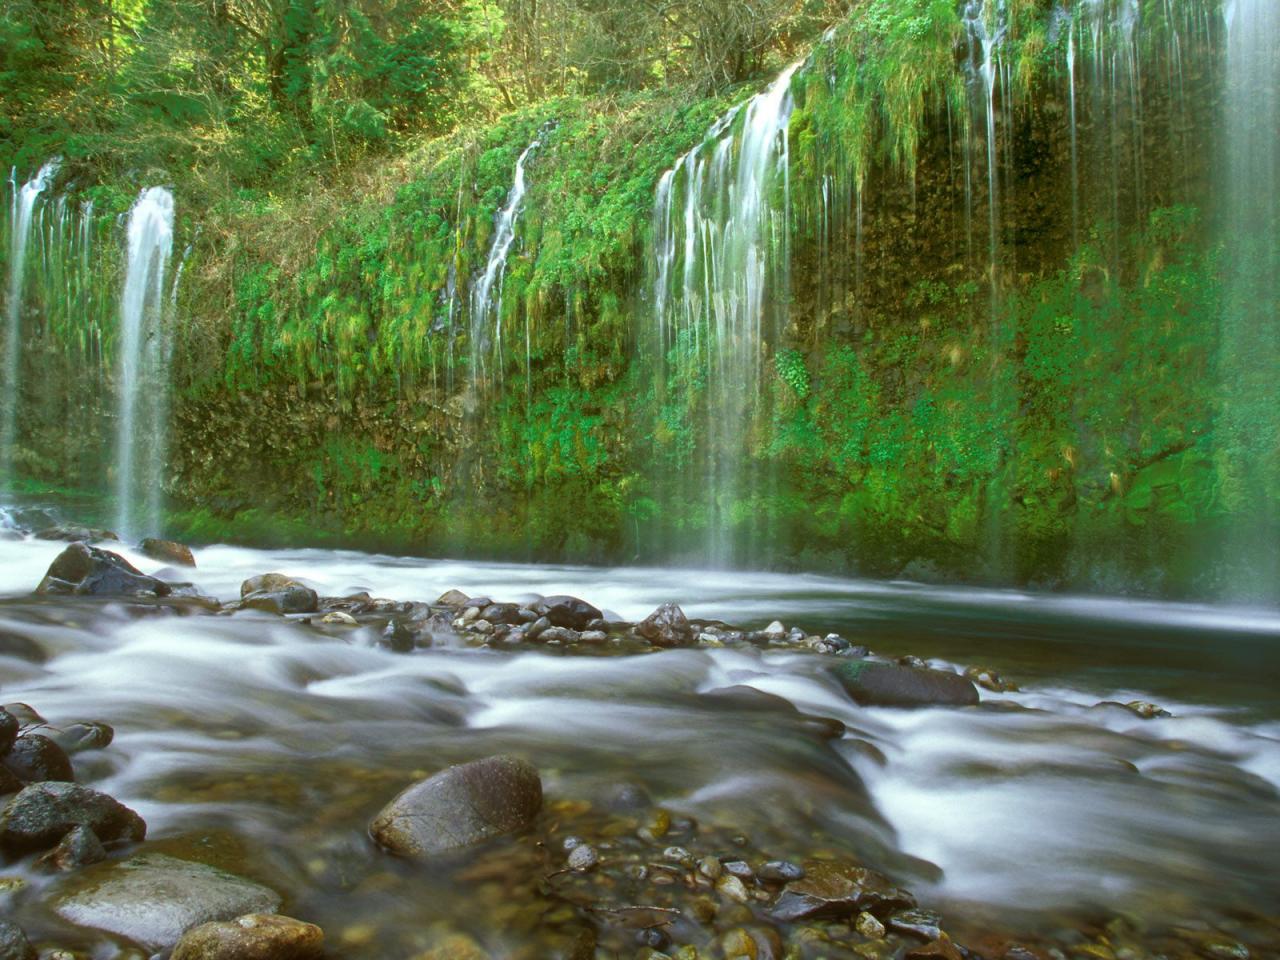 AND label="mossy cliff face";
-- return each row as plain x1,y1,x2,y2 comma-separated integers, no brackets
7,0,1269,599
